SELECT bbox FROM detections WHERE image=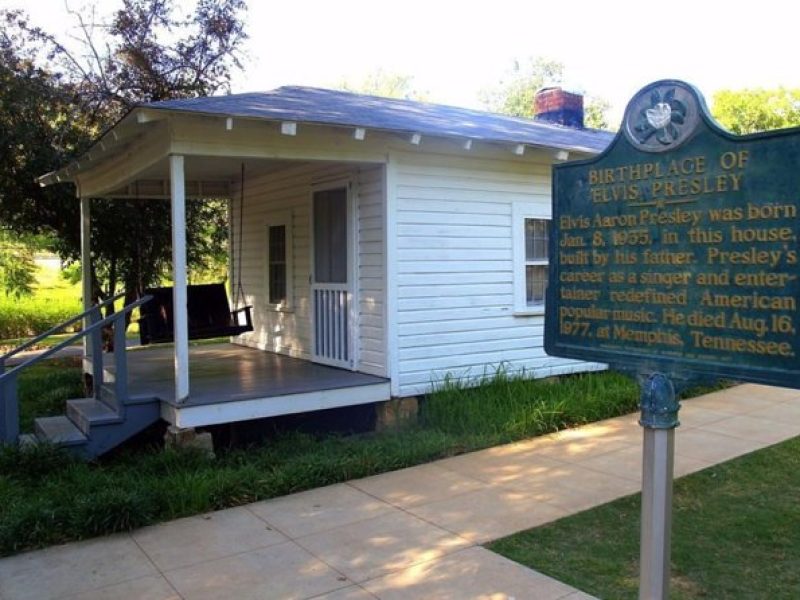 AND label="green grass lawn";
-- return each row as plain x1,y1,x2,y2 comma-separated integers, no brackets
0,261,82,342
489,435,800,599
0,368,642,556
17,358,85,432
